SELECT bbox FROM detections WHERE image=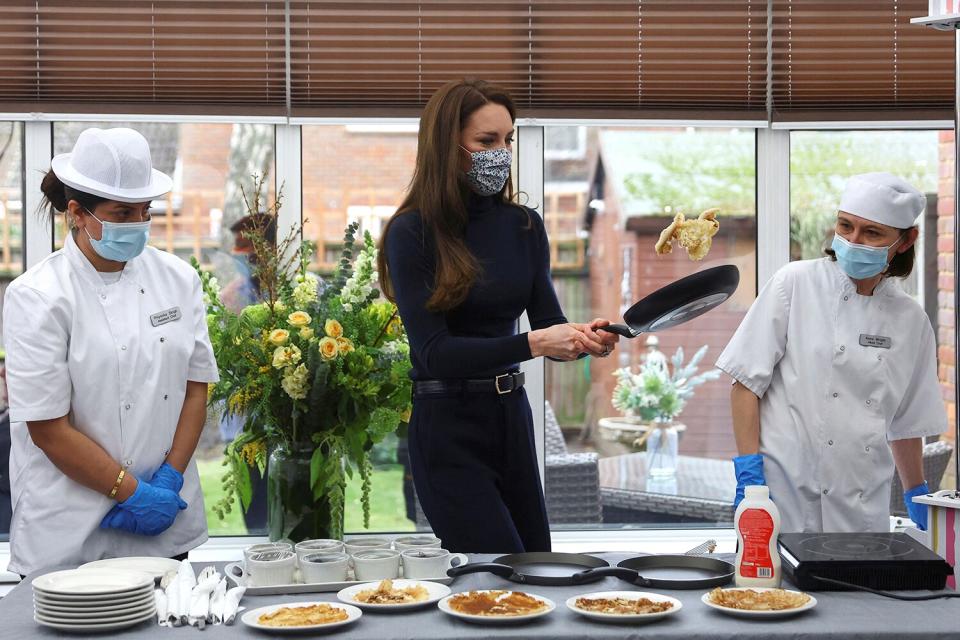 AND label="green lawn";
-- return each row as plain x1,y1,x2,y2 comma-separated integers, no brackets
198,458,416,537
